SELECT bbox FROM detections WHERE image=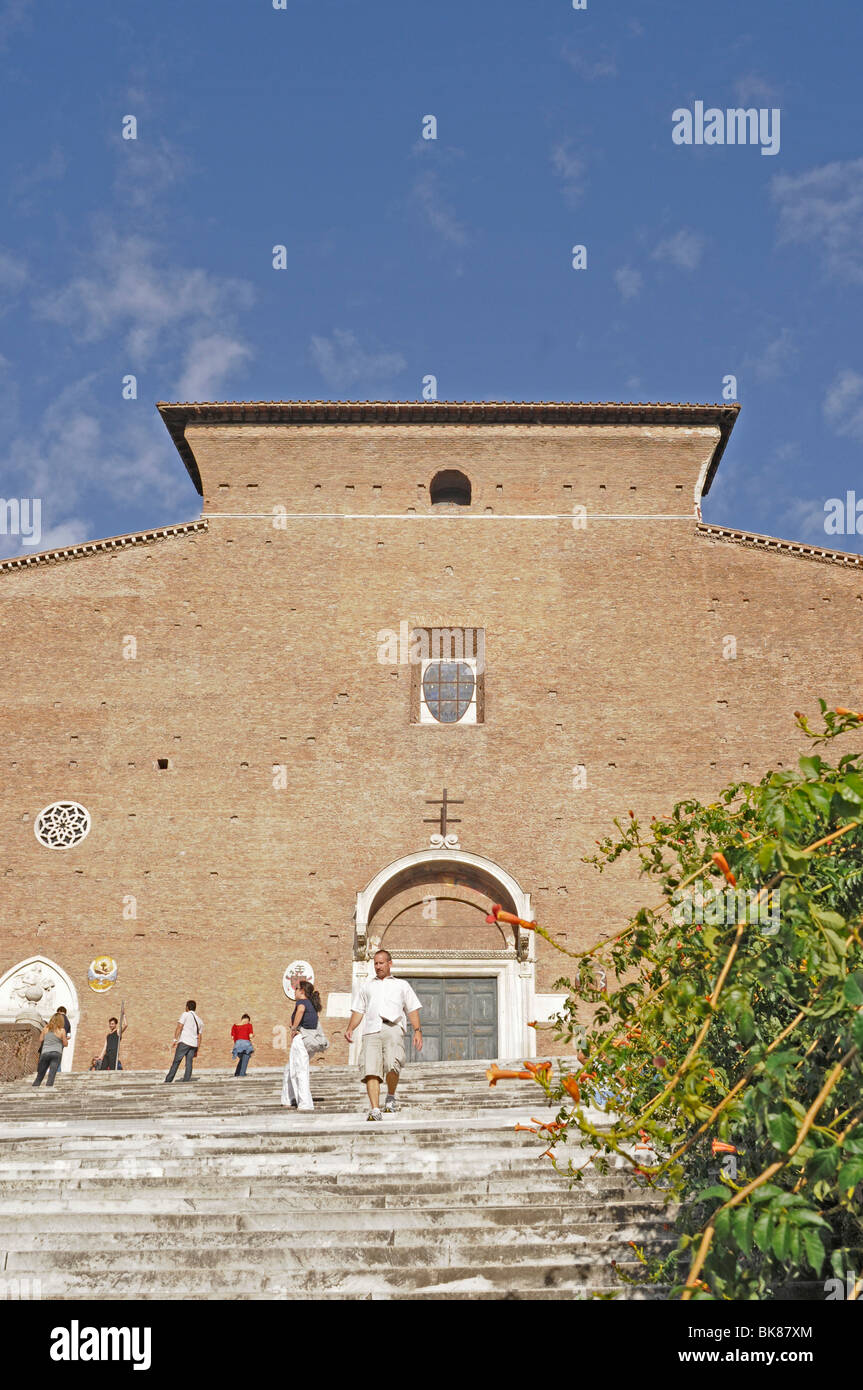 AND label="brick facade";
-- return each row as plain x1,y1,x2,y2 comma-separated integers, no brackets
1,403,860,1070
